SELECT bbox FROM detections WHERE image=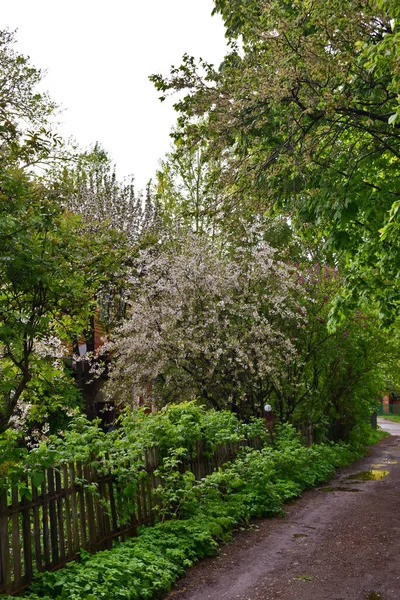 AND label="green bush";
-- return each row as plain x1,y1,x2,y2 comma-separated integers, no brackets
1,422,373,600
